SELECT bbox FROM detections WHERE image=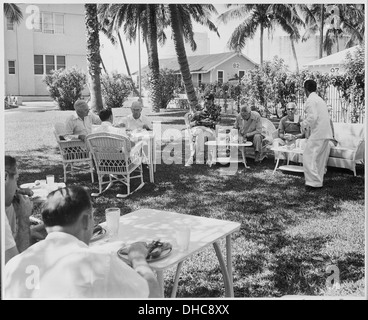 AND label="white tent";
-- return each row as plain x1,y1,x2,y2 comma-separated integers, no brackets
302,46,359,74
